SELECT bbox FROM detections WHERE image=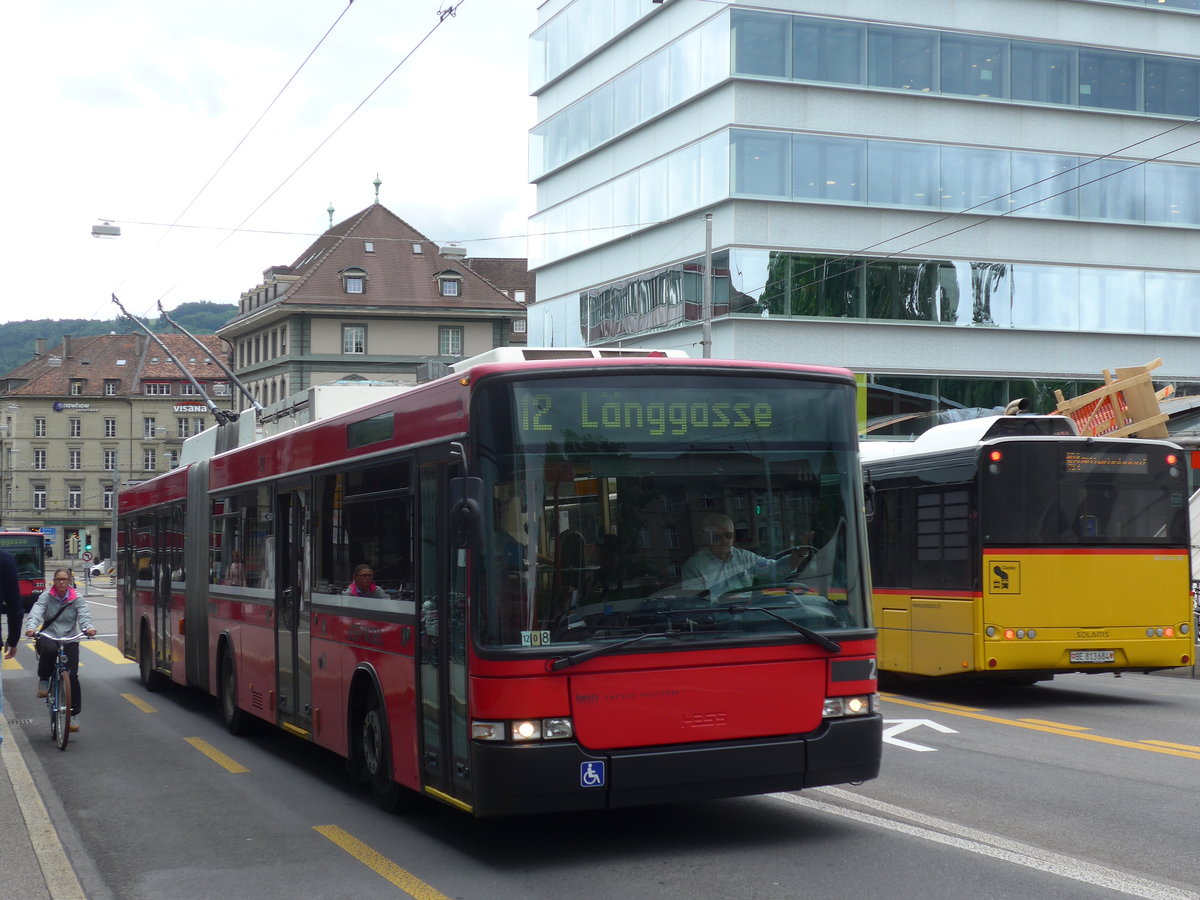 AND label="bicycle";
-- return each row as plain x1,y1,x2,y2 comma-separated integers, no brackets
39,632,91,751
